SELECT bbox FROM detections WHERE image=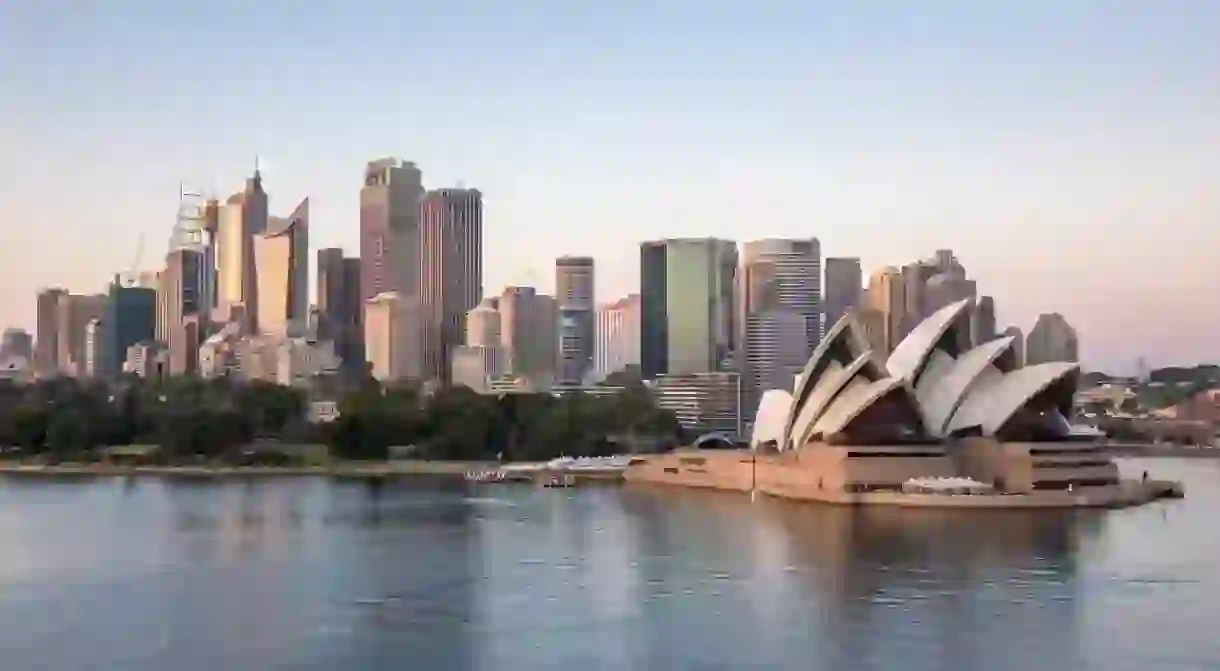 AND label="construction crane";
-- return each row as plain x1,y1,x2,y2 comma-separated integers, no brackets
120,233,145,288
